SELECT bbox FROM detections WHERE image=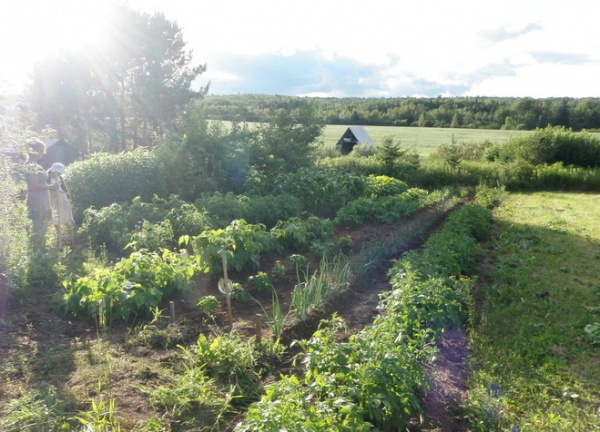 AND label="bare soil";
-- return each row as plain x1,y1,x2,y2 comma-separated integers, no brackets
0,203,471,430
